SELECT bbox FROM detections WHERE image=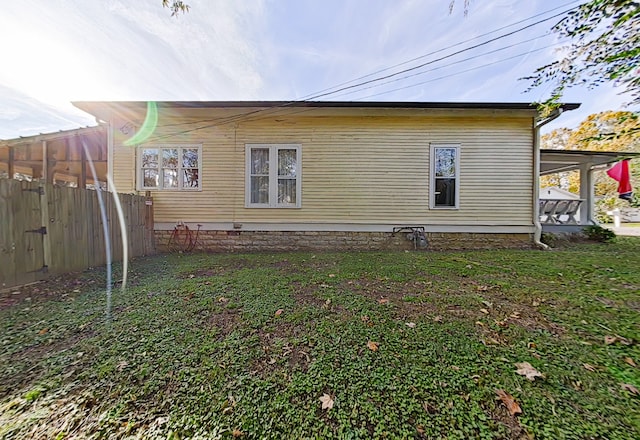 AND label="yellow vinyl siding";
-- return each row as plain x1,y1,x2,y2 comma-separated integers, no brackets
111,111,534,226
